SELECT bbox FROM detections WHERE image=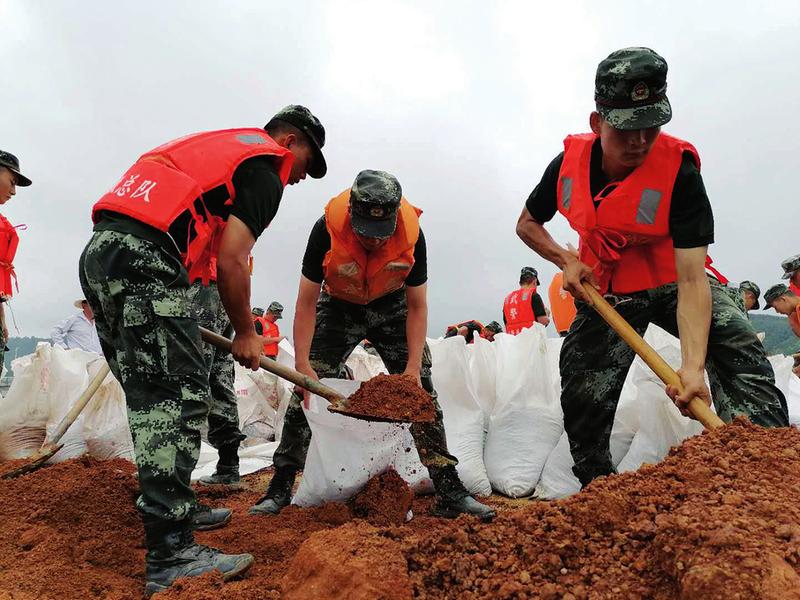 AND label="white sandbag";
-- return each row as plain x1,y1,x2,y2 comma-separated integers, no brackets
292,379,431,507
82,358,134,460
789,375,800,426
0,345,51,459
484,325,562,497
234,363,275,443
467,335,497,416
429,336,491,497
768,354,800,426
345,345,388,381
191,440,277,480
